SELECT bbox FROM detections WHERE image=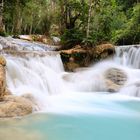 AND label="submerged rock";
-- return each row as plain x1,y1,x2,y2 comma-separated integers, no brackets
104,68,127,92
0,95,33,118
0,128,43,140
22,93,40,111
